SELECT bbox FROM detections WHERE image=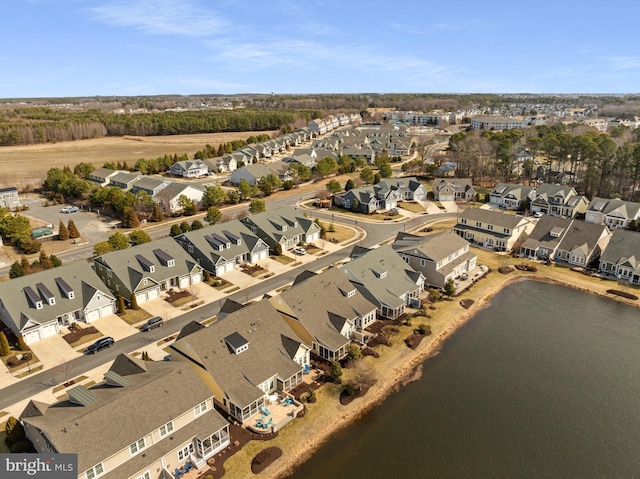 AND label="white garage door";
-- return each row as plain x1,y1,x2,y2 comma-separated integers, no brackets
135,292,147,304
179,277,189,288
101,304,115,317
191,272,202,284
22,330,40,344
85,309,100,322
308,232,320,242
216,262,233,275
40,323,58,339
146,288,160,301
256,250,268,261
